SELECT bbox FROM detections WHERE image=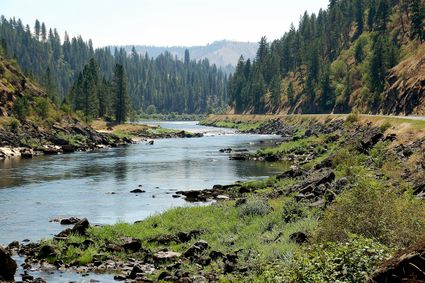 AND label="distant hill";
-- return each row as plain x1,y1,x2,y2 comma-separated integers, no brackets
118,40,259,72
